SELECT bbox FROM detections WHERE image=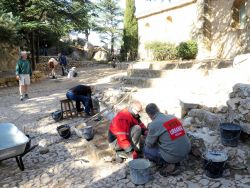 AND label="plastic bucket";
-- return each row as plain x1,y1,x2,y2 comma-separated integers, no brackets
83,126,94,141
220,123,241,147
57,125,71,139
203,151,228,178
128,159,152,185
